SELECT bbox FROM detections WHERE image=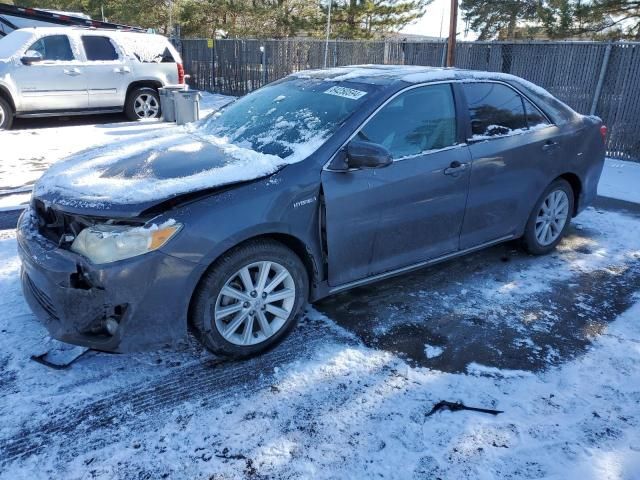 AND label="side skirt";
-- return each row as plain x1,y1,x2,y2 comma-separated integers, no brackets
314,234,515,299
16,107,123,118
